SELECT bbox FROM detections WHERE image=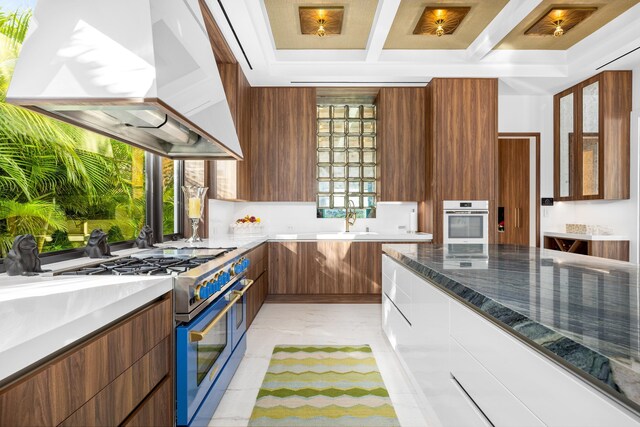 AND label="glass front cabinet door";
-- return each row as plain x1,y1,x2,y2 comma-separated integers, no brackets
556,90,575,200
553,71,631,201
